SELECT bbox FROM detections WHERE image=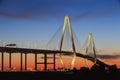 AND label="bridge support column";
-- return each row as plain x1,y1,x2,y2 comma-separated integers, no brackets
1,52,4,72
35,53,37,70
25,53,27,71
9,53,12,71
53,54,56,70
44,53,47,70
20,53,23,71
